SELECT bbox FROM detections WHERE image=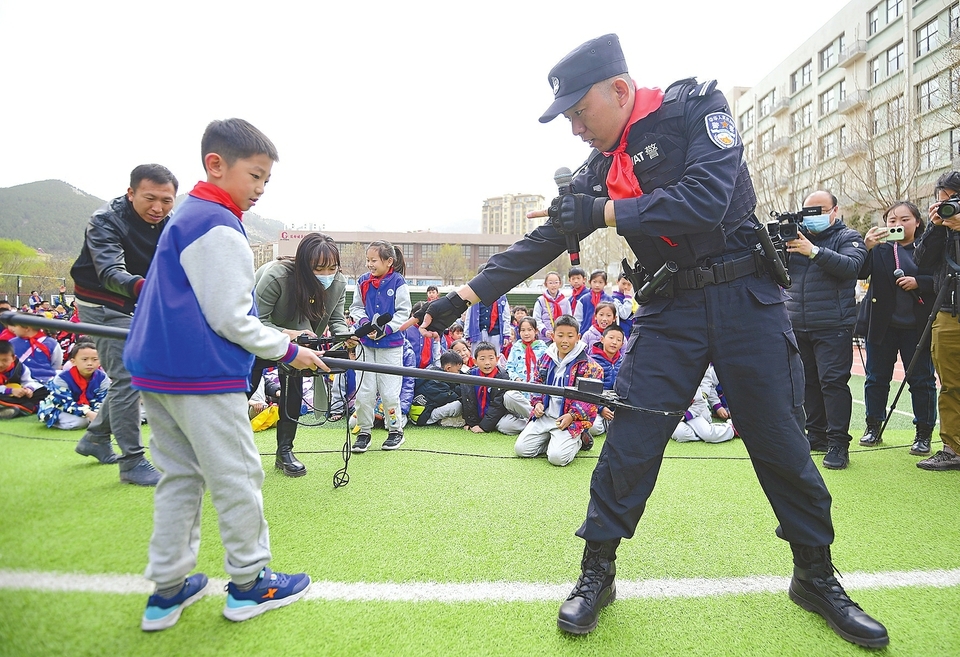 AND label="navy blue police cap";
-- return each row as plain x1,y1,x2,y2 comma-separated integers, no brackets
539,34,628,124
